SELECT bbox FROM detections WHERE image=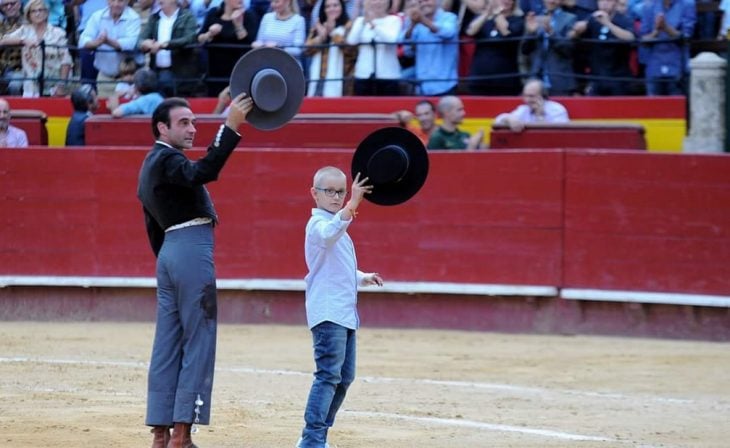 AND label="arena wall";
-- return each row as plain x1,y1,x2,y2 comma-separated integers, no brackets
3,96,687,151
1,147,729,340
